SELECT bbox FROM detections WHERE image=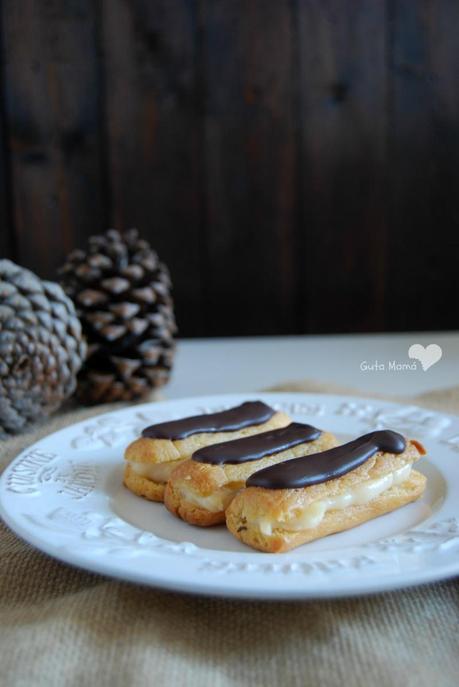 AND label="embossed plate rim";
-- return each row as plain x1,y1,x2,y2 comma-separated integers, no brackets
1,392,458,599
